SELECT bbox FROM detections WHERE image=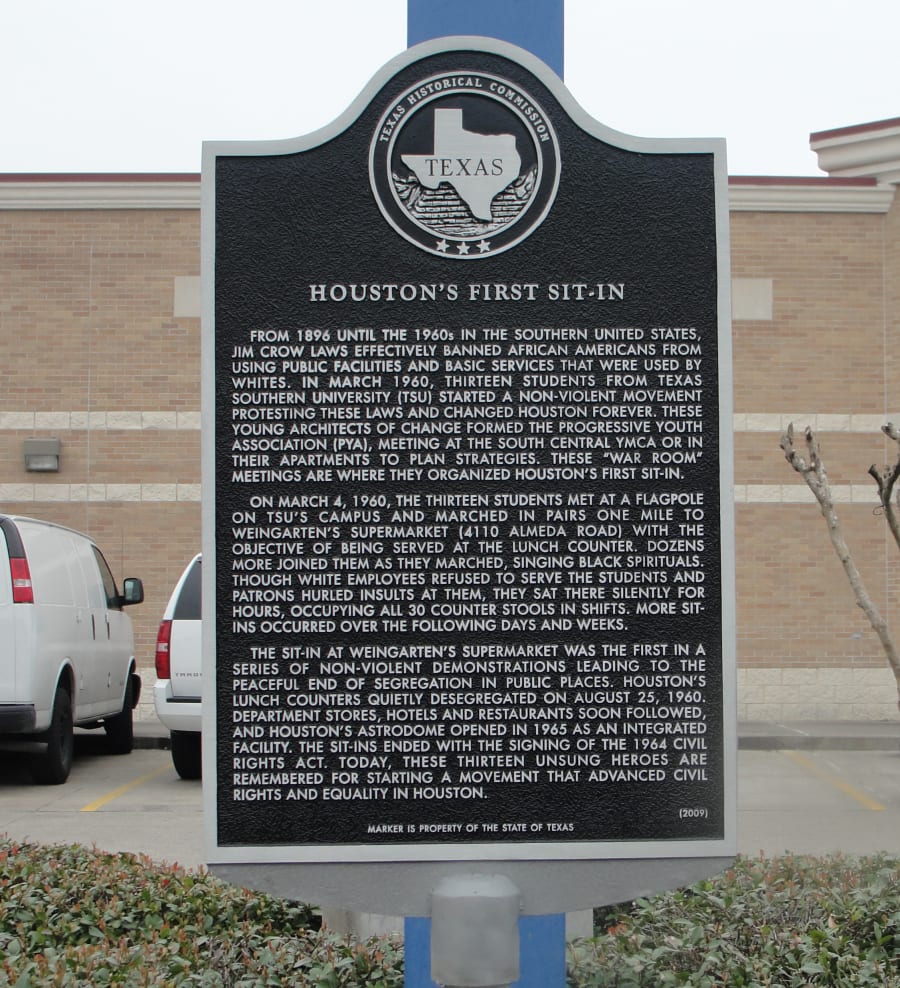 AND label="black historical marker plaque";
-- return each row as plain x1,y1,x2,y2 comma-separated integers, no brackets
203,38,735,868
